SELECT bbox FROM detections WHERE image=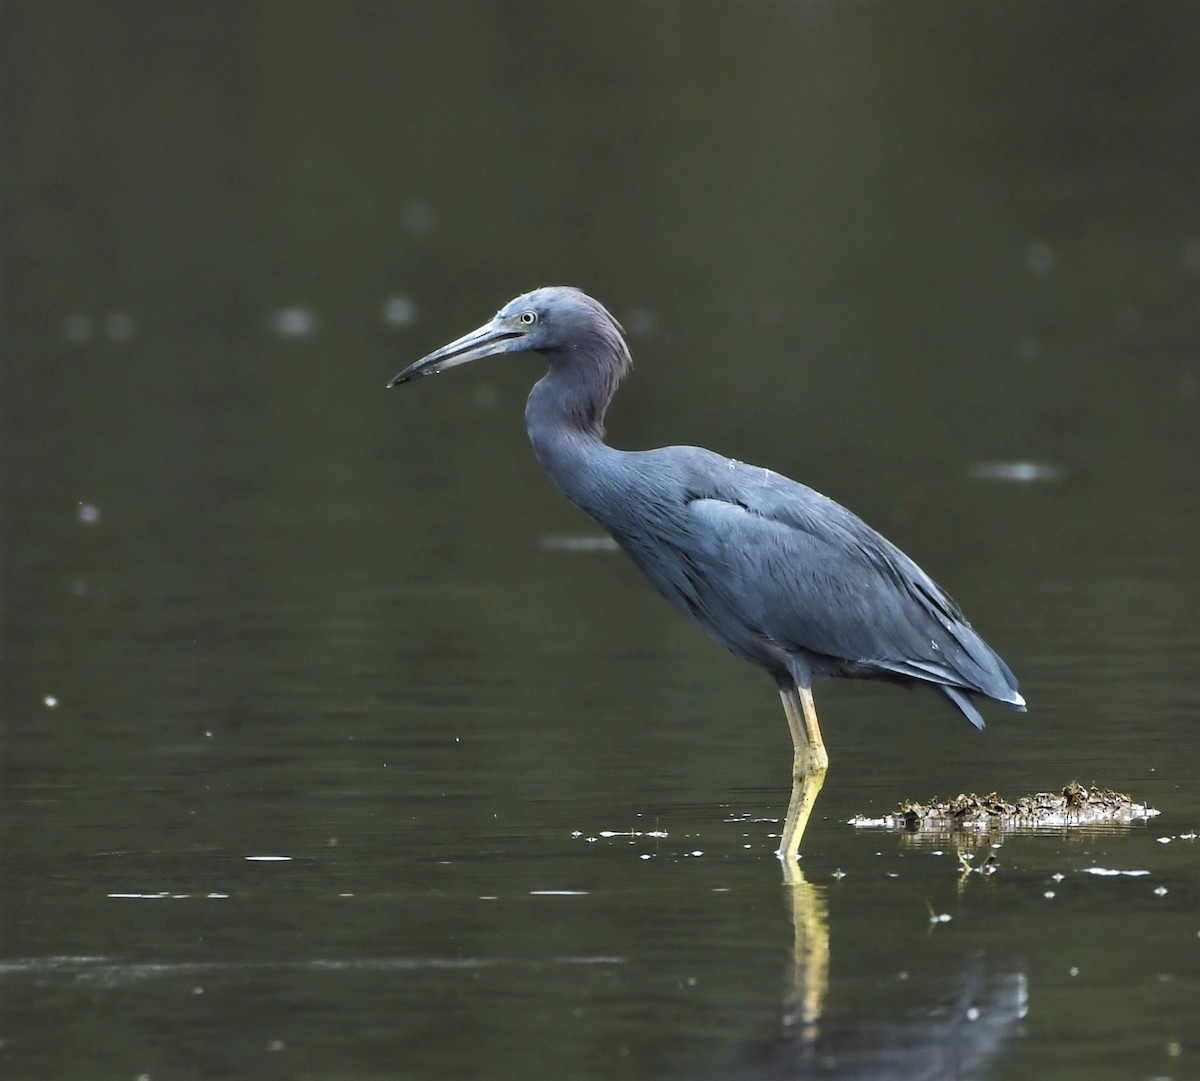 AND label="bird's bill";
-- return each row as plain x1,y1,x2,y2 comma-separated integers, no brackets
387,318,526,387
